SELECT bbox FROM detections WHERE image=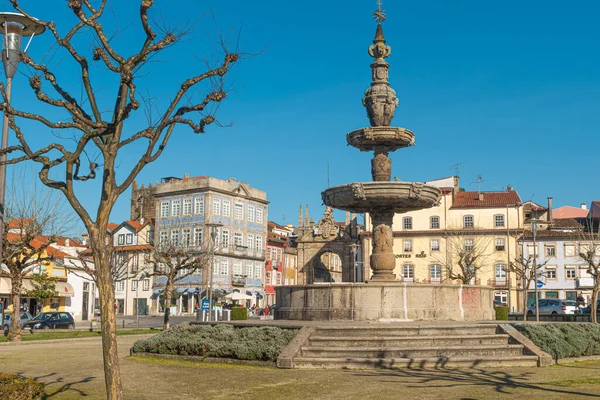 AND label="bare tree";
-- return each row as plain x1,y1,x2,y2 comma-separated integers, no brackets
0,2,242,397
432,234,492,284
509,254,547,320
578,227,600,323
2,169,75,342
147,240,210,330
